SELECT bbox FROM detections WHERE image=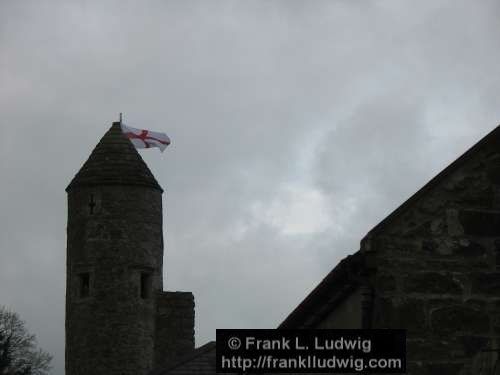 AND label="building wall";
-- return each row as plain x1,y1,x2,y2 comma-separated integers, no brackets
311,289,362,375
315,288,363,330
154,291,195,369
269,290,362,375
365,144,500,374
66,185,163,375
